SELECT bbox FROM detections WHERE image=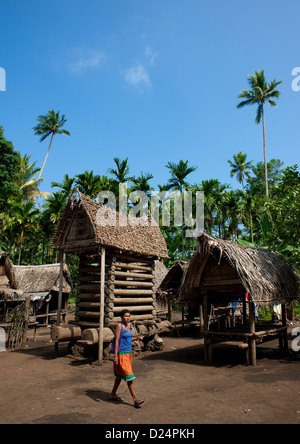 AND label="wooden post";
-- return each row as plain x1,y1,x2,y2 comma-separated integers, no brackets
57,249,64,327
21,295,31,348
203,292,211,363
98,247,106,366
199,303,204,339
55,249,64,356
281,302,289,354
167,296,172,323
249,300,257,366
242,293,247,326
